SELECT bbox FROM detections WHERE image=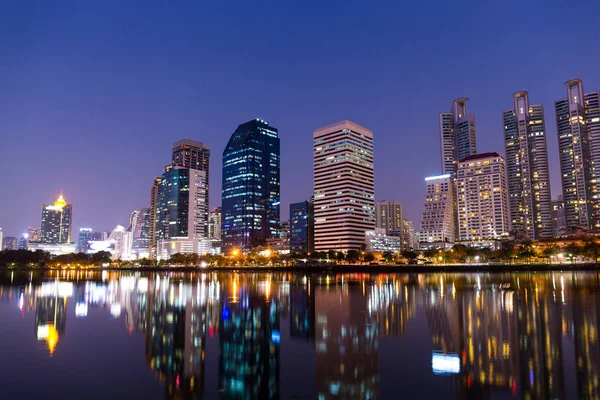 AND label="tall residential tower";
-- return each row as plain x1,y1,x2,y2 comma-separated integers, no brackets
503,91,552,239
313,120,375,251
440,98,477,176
